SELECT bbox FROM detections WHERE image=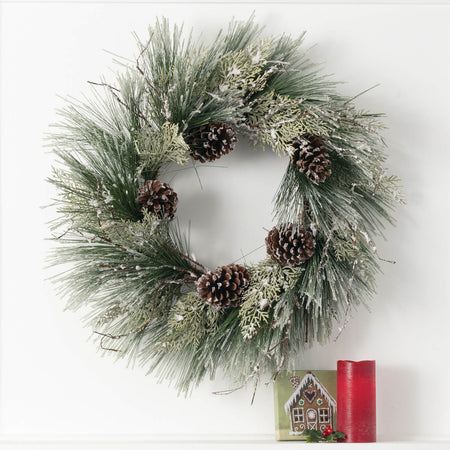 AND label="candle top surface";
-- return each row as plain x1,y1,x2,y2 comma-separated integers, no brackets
338,360,375,364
